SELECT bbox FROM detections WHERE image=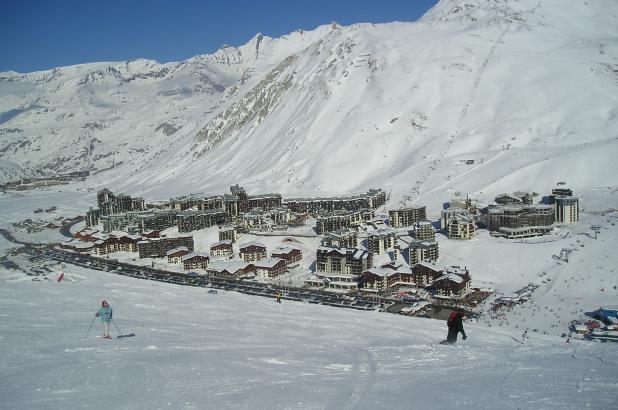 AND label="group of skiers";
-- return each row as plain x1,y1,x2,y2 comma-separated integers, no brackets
91,299,469,344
